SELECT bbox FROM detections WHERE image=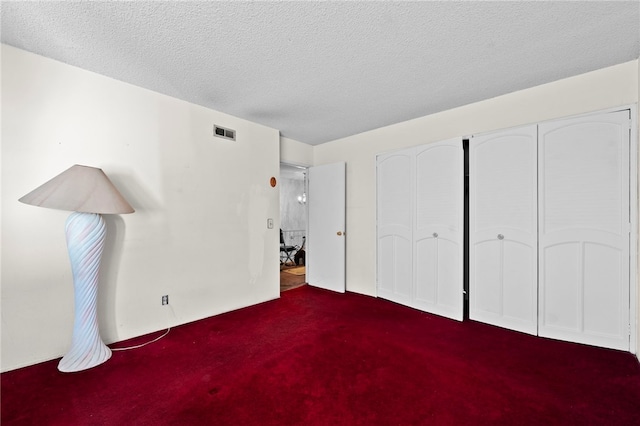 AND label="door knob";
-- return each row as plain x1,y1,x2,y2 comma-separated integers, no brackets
497,234,504,240
433,232,438,238
337,231,343,236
